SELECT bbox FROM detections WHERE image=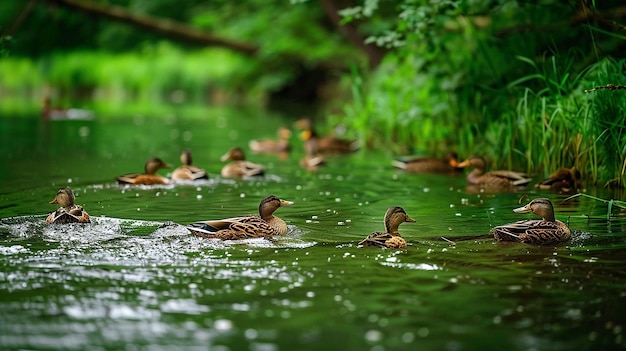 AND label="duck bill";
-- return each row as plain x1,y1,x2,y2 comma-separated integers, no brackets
455,159,471,168
49,198,58,205
405,215,417,223
280,199,295,207
300,130,312,141
513,204,533,214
